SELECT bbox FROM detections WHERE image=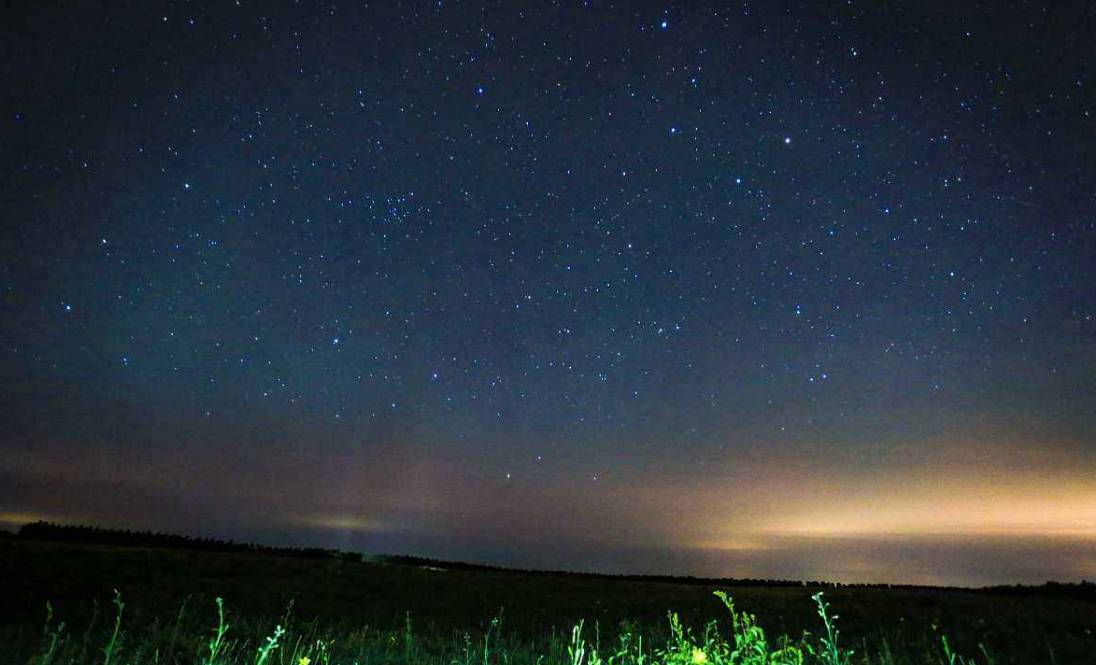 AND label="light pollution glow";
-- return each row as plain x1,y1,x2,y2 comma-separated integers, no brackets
2,427,1093,587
